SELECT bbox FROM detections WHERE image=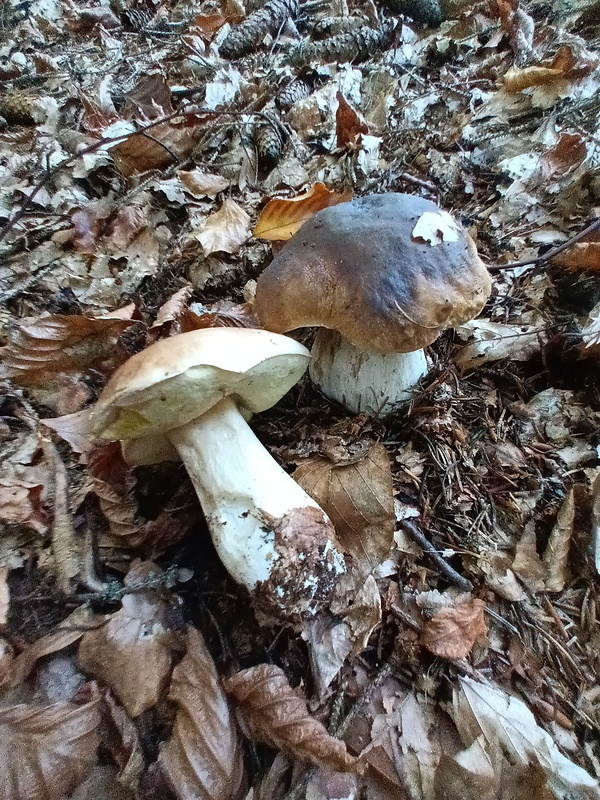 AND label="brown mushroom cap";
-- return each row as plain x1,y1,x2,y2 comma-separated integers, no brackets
254,193,492,354
92,327,310,442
